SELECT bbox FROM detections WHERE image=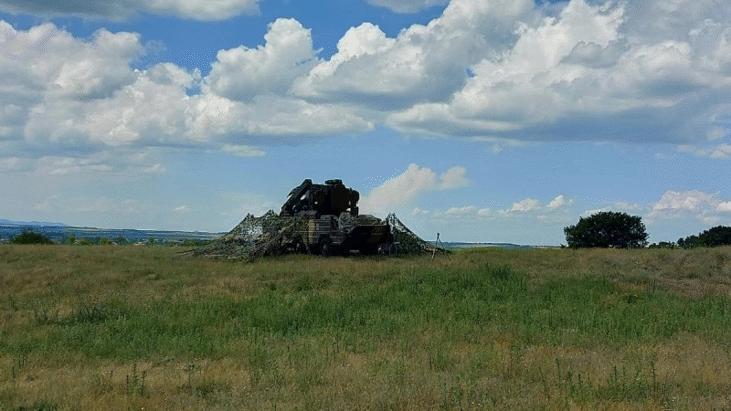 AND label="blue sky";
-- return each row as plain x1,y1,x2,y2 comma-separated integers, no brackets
1,0,731,245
